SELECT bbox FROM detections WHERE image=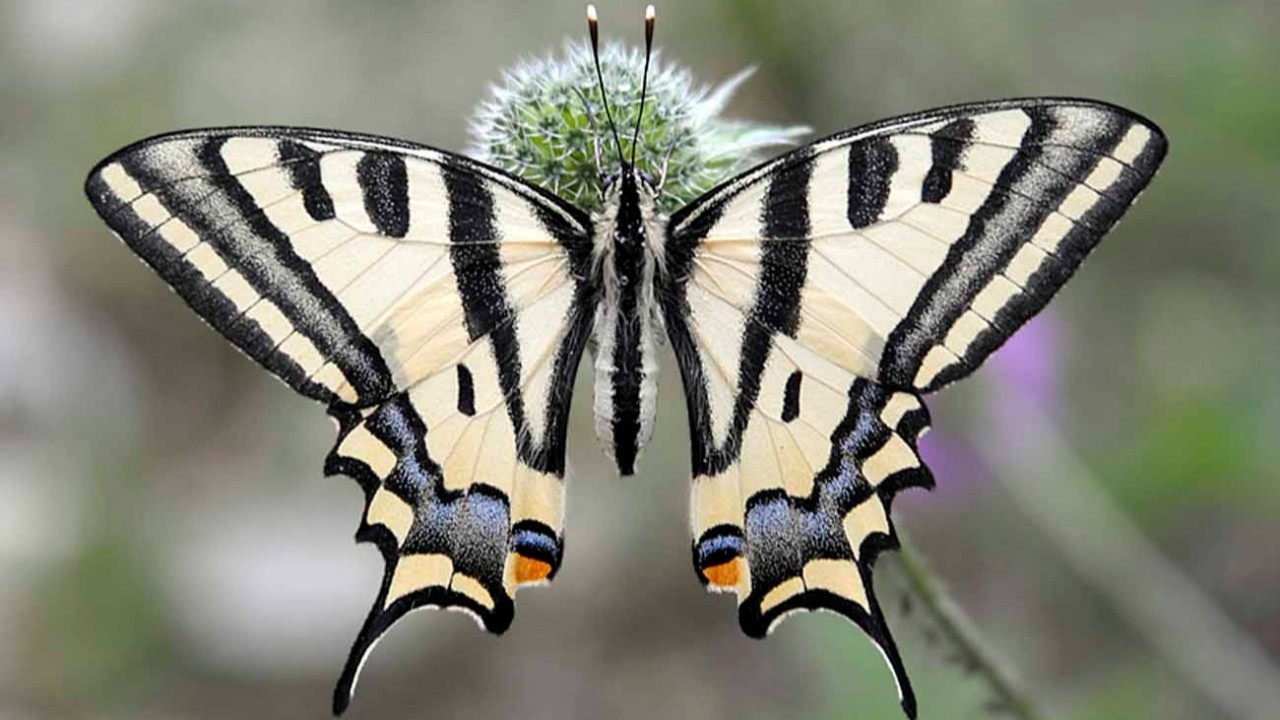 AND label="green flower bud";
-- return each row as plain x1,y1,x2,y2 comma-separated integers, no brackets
469,40,809,215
